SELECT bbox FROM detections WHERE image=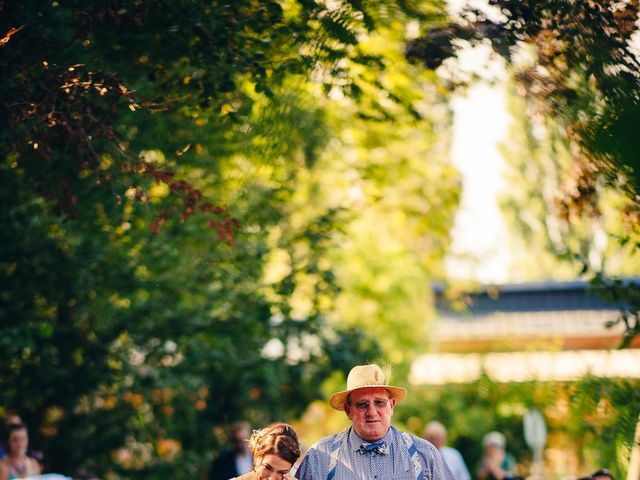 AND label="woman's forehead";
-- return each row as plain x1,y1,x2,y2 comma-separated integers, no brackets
260,453,292,470
10,429,28,439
